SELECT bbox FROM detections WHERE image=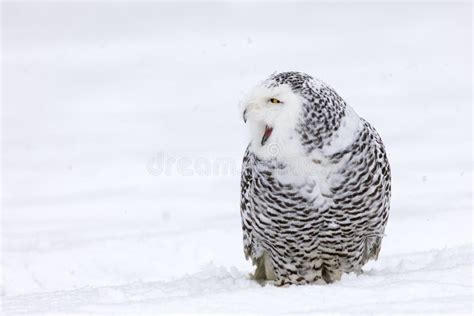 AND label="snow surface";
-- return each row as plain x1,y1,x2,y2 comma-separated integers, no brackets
1,2,473,315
